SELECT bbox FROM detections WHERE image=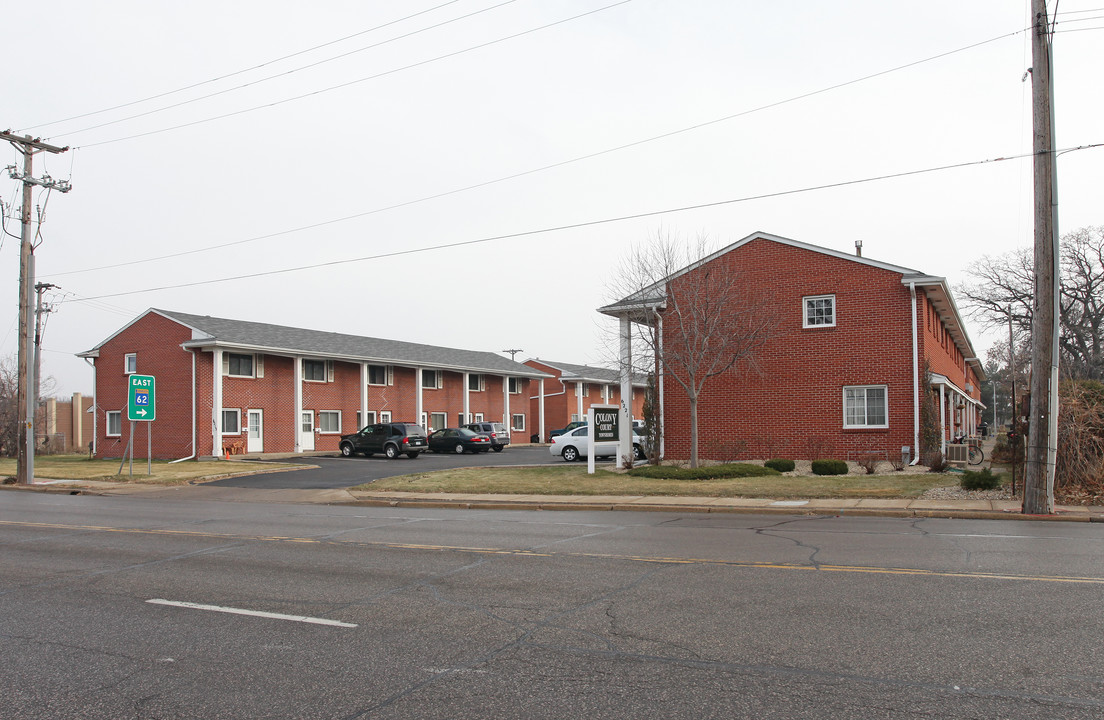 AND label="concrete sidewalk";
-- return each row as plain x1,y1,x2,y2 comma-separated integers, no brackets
11,479,1103,522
